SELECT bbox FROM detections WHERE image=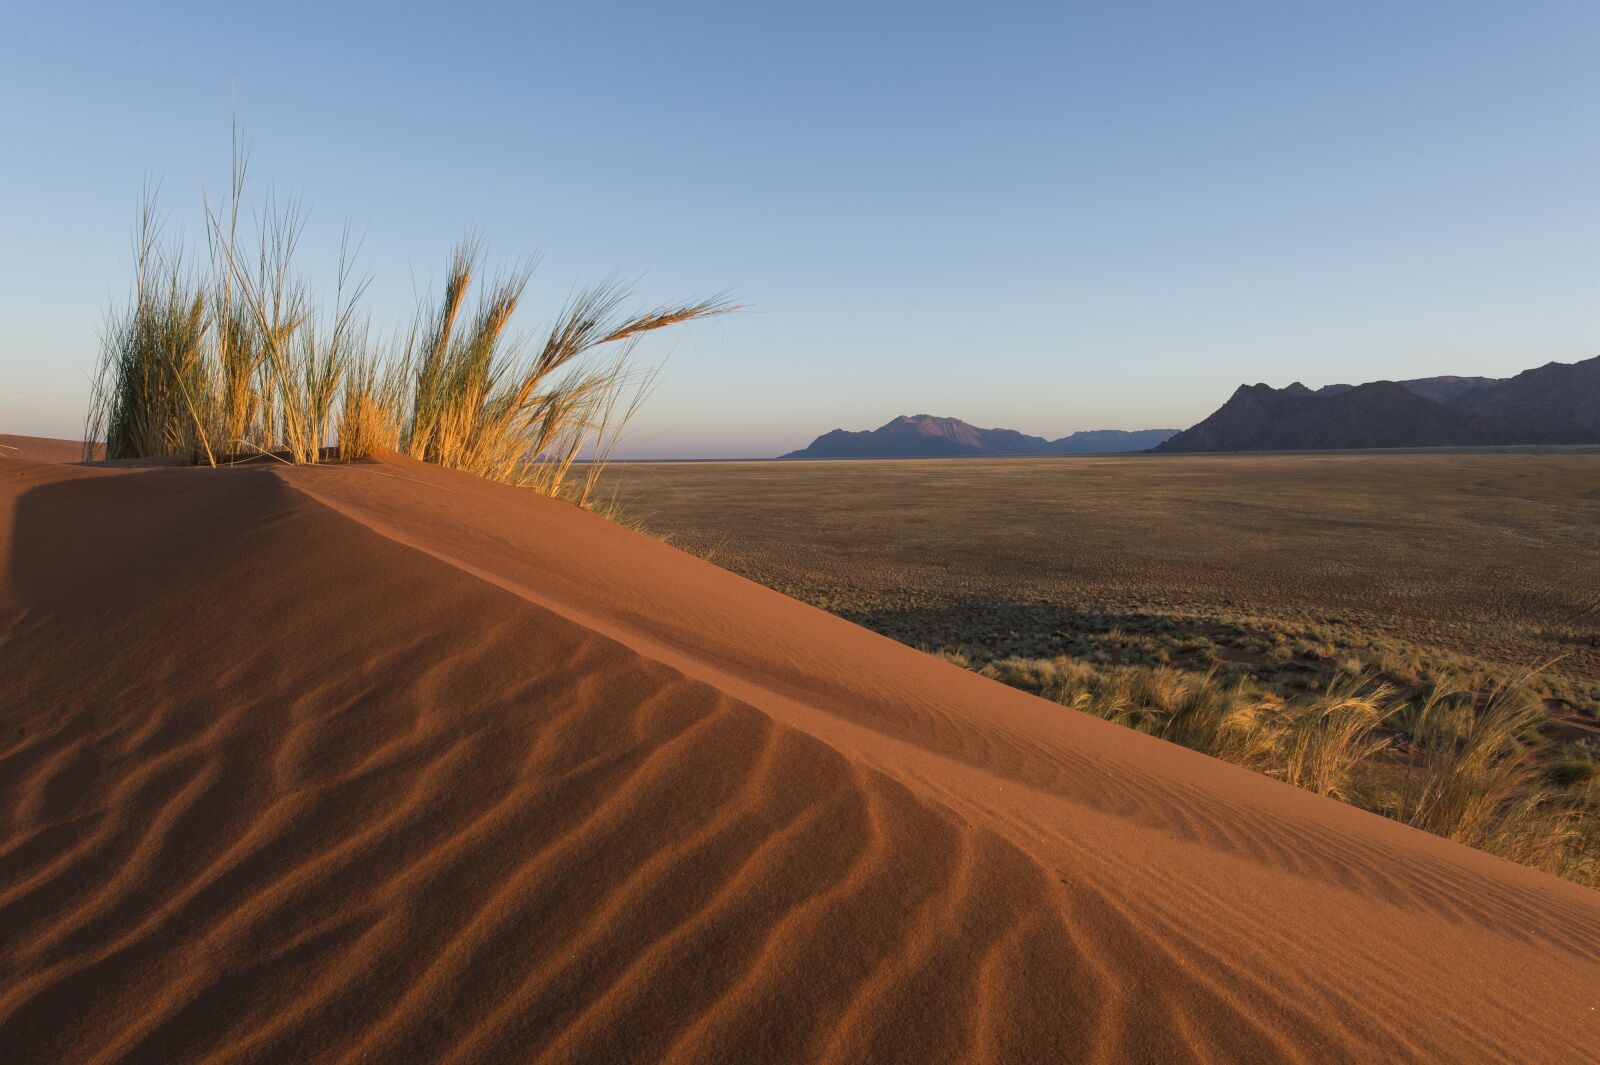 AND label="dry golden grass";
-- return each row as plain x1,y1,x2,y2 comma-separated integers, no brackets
1393,676,1590,875
88,160,732,499
402,241,716,497
336,348,406,462
1280,677,1395,801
